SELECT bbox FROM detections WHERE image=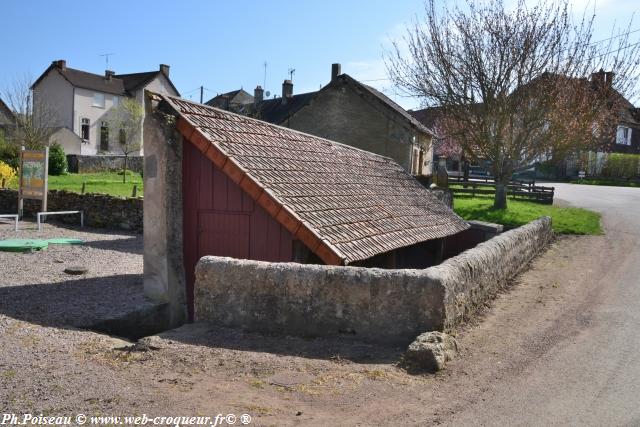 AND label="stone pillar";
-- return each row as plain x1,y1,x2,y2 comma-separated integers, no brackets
142,93,187,328
436,156,449,188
